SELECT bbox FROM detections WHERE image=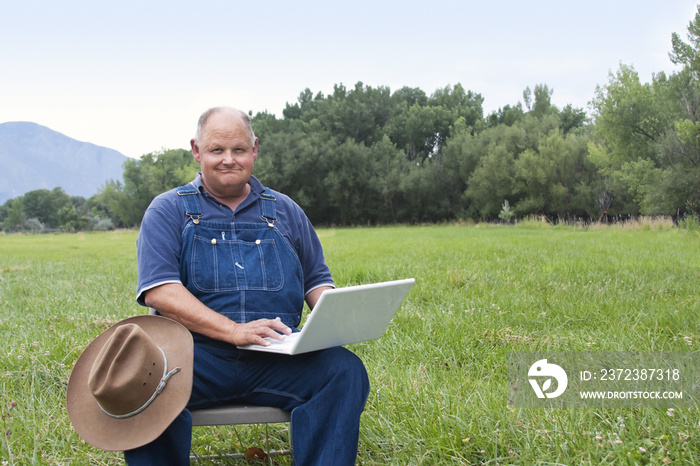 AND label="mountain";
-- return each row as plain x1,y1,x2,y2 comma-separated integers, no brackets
0,122,129,204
